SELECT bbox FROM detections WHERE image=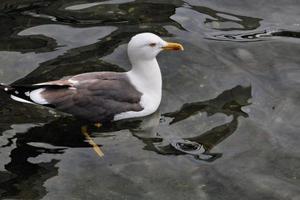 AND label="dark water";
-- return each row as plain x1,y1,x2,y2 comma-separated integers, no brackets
0,0,300,199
